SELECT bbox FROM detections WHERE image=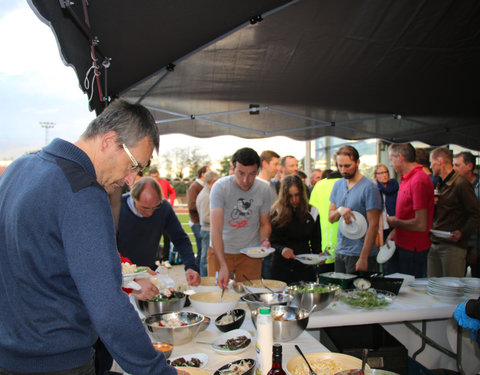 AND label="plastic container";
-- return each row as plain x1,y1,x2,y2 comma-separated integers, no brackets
255,307,273,375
